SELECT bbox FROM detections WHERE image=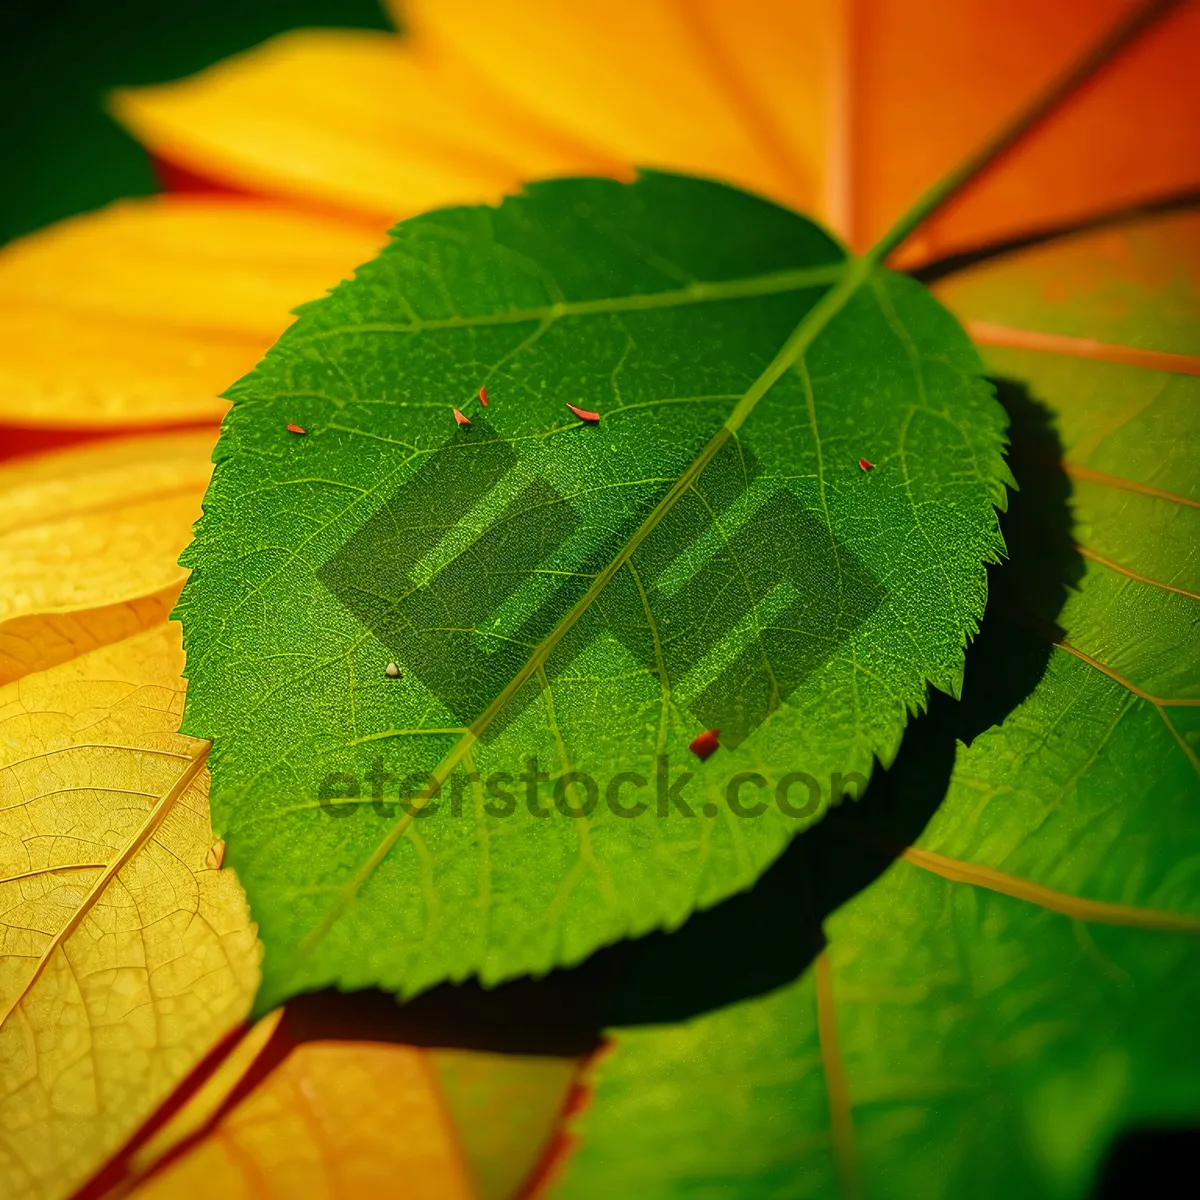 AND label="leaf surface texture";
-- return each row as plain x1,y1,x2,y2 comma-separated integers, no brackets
178,172,1007,1008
